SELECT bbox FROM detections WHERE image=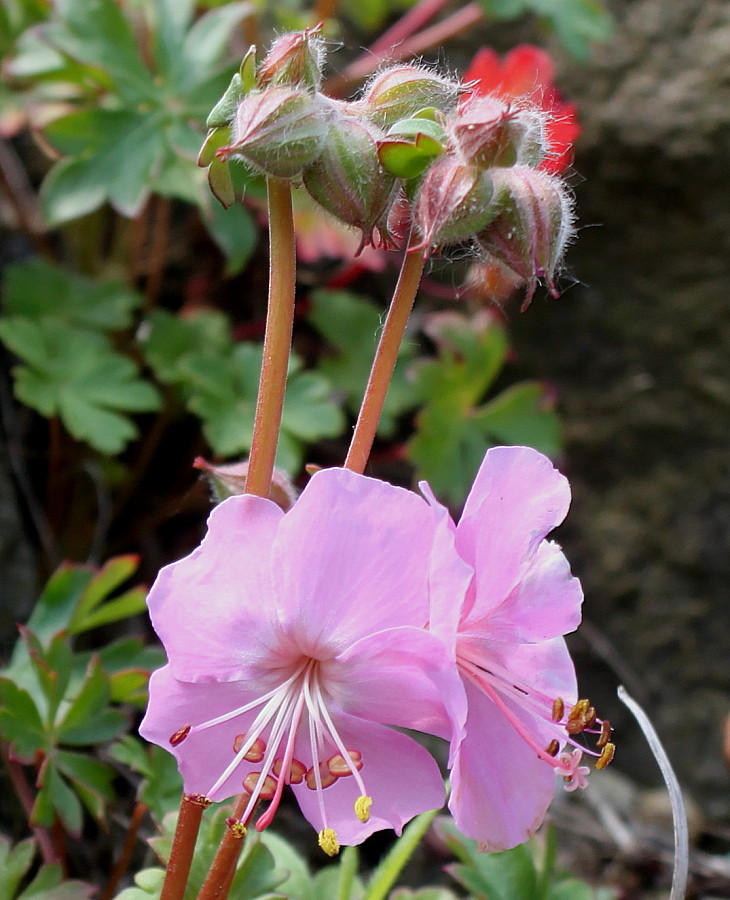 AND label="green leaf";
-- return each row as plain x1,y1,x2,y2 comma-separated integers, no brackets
21,564,94,648
57,657,126,744
55,749,116,820
475,382,562,456
3,259,142,331
0,676,47,761
40,0,156,104
204,199,258,275
308,290,418,437
17,862,93,900
446,844,538,900
70,554,140,631
34,761,84,835
38,157,107,225
407,311,562,505
18,629,70,726
363,810,440,900
0,318,161,454
76,587,147,633
531,0,613,59
0,837,35,899
42,110,166,222
281,371,345,443
108,666,150,706
141,308,233,384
